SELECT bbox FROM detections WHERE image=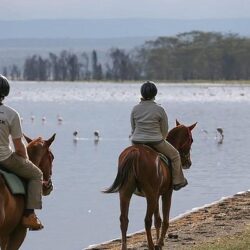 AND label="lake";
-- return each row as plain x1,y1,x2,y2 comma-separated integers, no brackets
6,81,250,250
